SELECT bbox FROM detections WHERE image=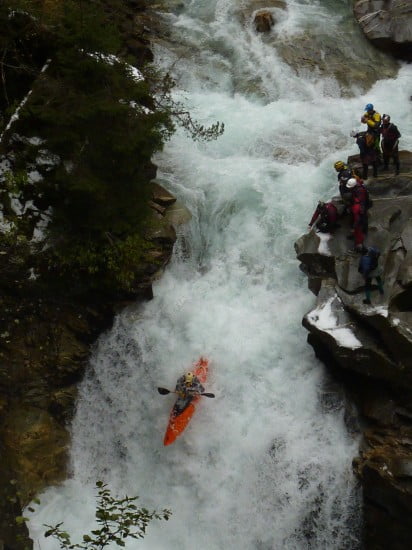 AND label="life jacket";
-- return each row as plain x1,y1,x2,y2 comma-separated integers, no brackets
338,168,352,186
324,203,338,224
358,247,380,275
368,246,380,265
363,111,381,131
352,183,371,210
